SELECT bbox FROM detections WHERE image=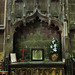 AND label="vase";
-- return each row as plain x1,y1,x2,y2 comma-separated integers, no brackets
51,53,58,61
